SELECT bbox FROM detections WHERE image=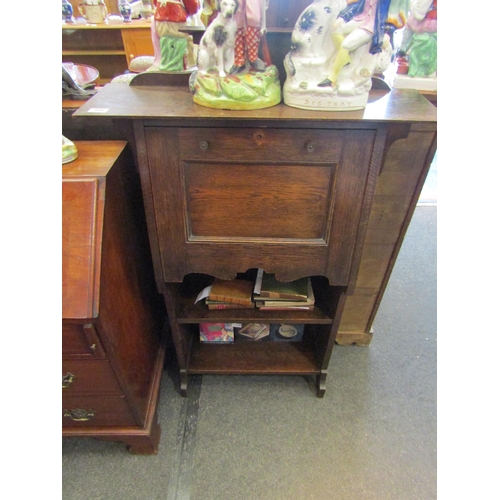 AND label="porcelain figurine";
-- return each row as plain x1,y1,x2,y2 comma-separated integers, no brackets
62,136,78,164
140,0,155,20
78,0,109,24
283,0,408,111
148,0,200,72
398,0,437,78
230,0,269,74
62,0,75,23
118,0,133,22
190,0,281,110
200,0,218,26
